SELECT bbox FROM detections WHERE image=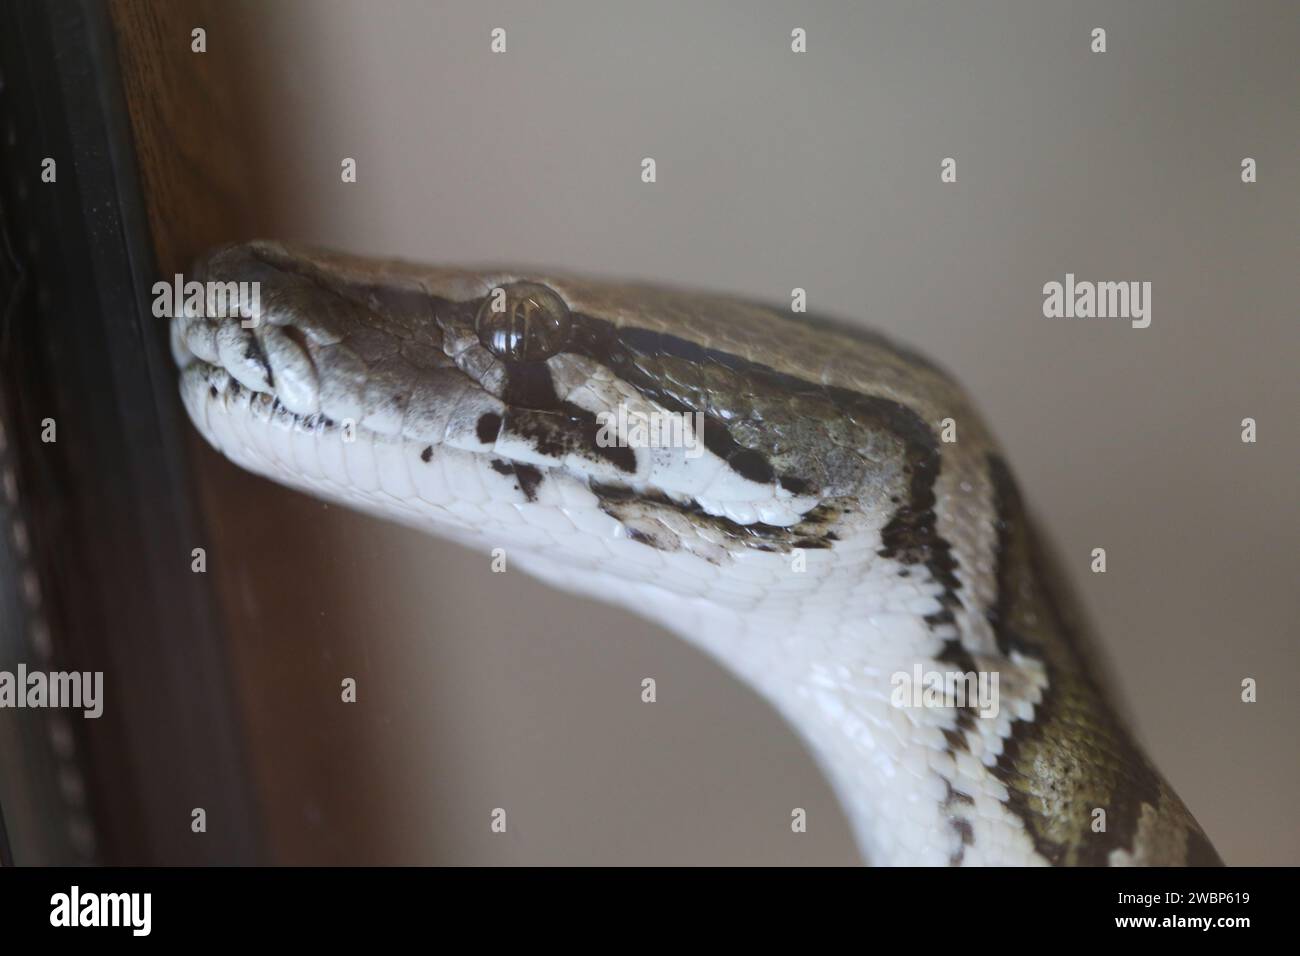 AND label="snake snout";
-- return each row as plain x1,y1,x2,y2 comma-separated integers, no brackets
176,241,476,449
176,242,380,422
